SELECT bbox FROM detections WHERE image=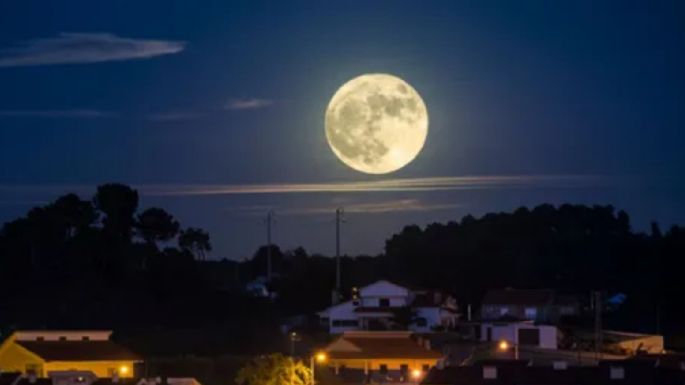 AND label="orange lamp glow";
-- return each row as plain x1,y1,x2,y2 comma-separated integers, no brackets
119,366,129,375
411,369,422,379
498,340,509,351
316,352,327,363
